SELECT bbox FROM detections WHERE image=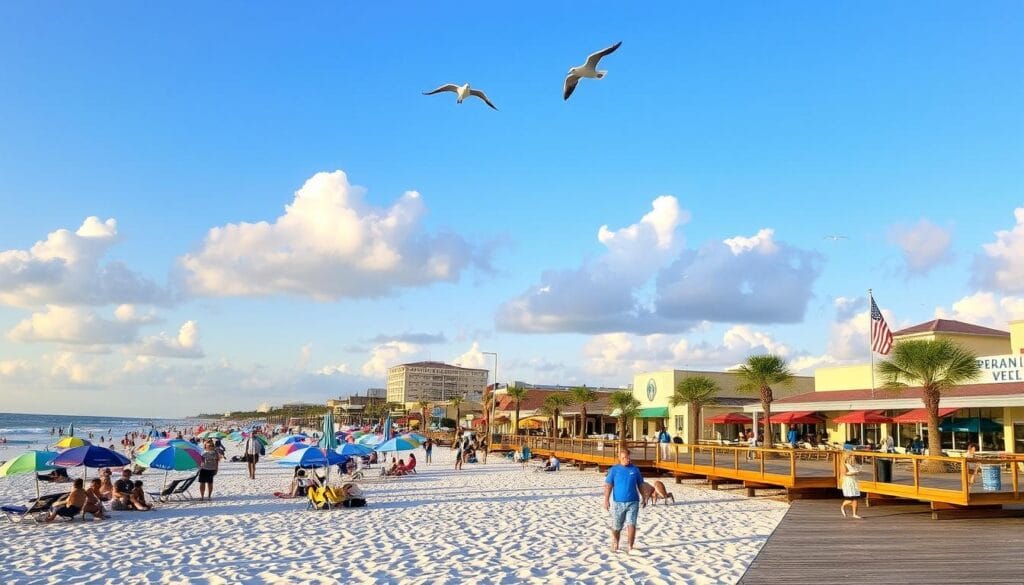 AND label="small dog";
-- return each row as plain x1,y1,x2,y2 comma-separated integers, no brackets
640,480,675,506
